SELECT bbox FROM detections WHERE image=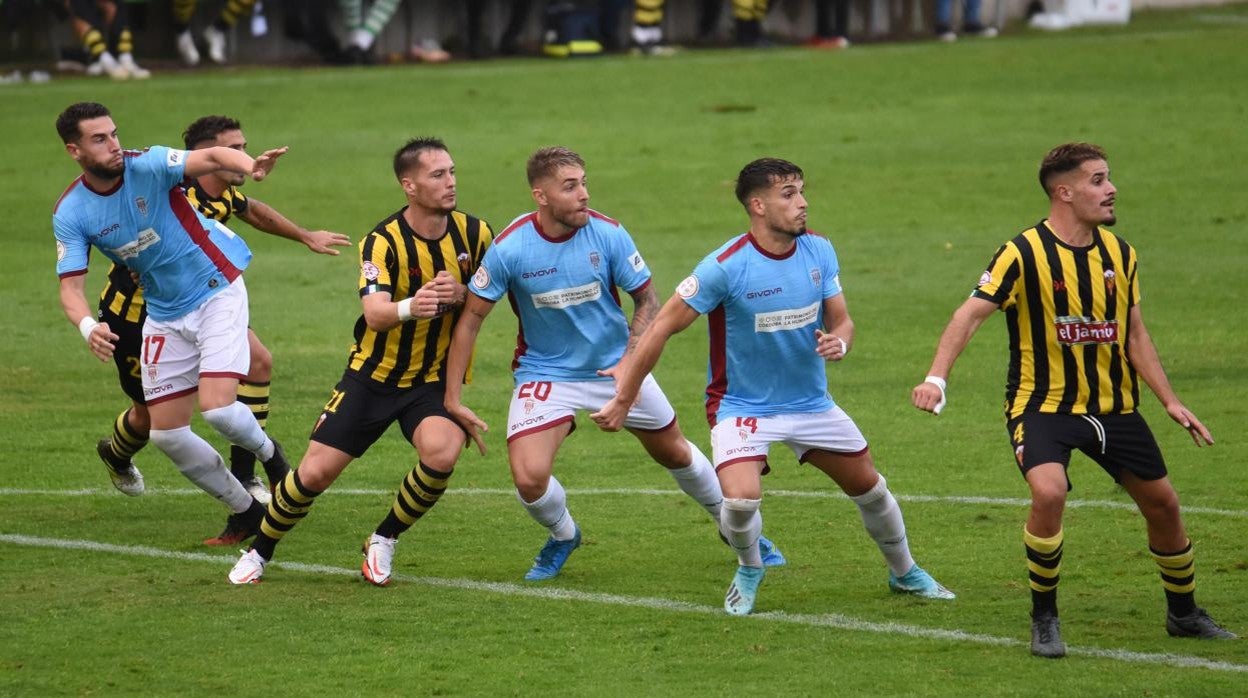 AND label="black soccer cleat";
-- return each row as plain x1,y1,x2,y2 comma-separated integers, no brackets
203,498,266,547
1167,608,1237,639
1030,611,1066,658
